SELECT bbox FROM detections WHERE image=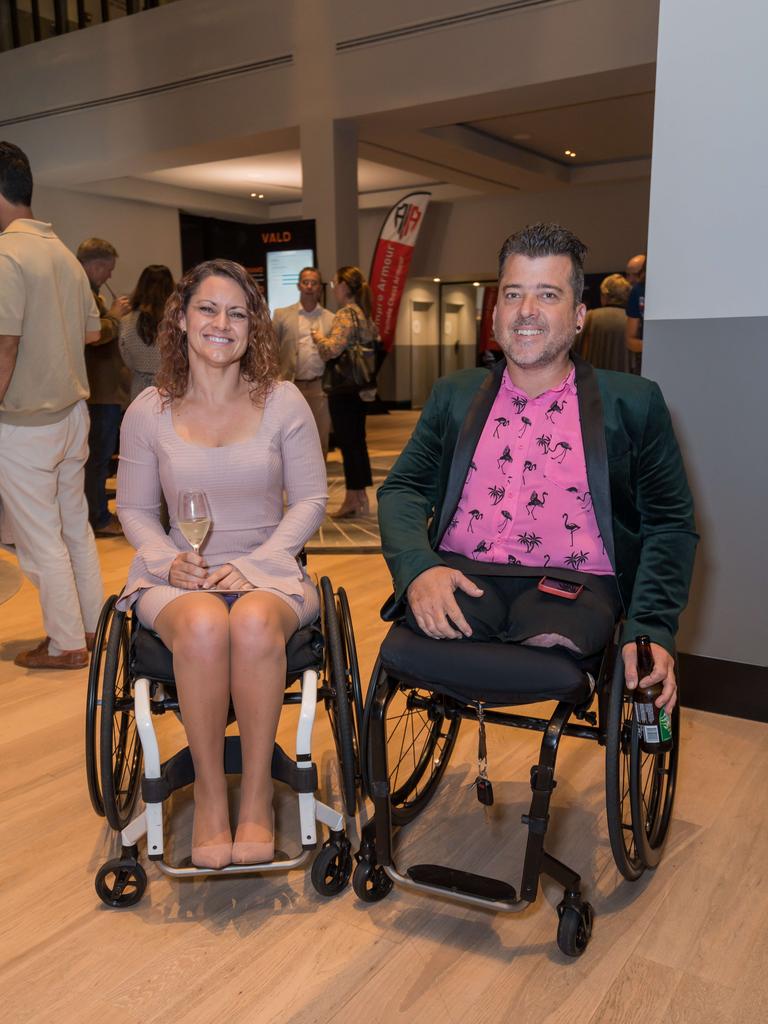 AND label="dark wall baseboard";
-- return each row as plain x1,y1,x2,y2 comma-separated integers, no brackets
679,653,768,723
